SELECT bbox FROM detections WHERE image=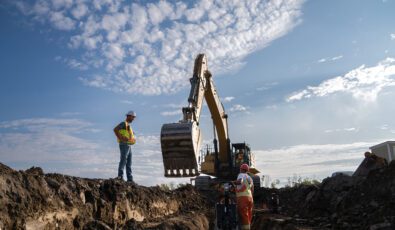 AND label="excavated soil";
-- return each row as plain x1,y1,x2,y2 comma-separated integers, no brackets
1,161,395,229
0,162,209,229
252,161,395,229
